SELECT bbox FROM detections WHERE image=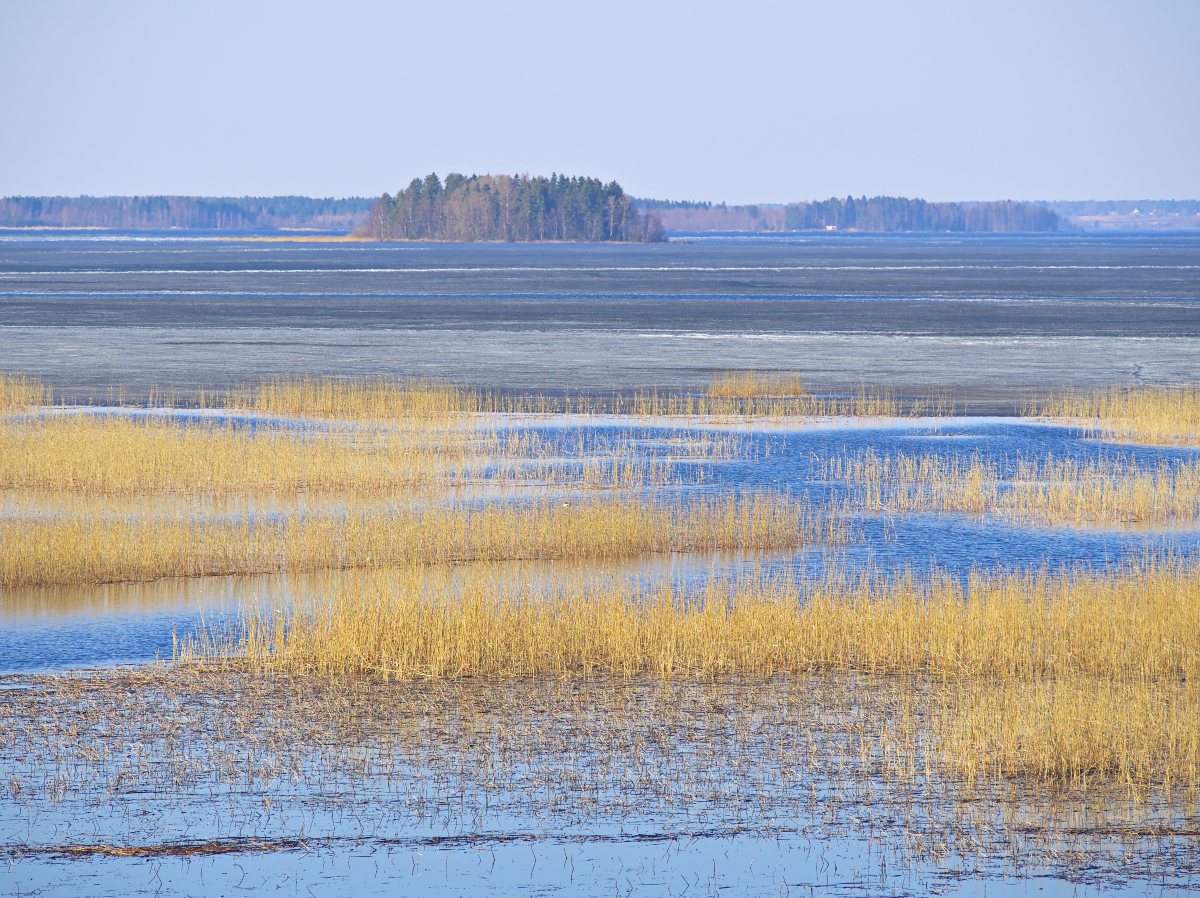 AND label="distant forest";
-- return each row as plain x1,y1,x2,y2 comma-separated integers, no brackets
784,197,1059,232
635,199,787,231
637,196,1061,232
0,196,373,230
8,192,1197,235
359,173,665,242
1044,199,1200,216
